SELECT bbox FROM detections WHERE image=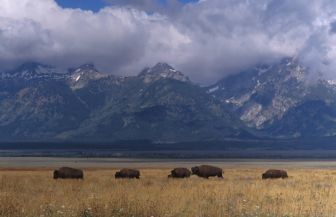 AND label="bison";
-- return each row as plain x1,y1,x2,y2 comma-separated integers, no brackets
115,169,140,179
262,169,288,179
191,165,223,179
168,168,191,178
53,167,83,179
